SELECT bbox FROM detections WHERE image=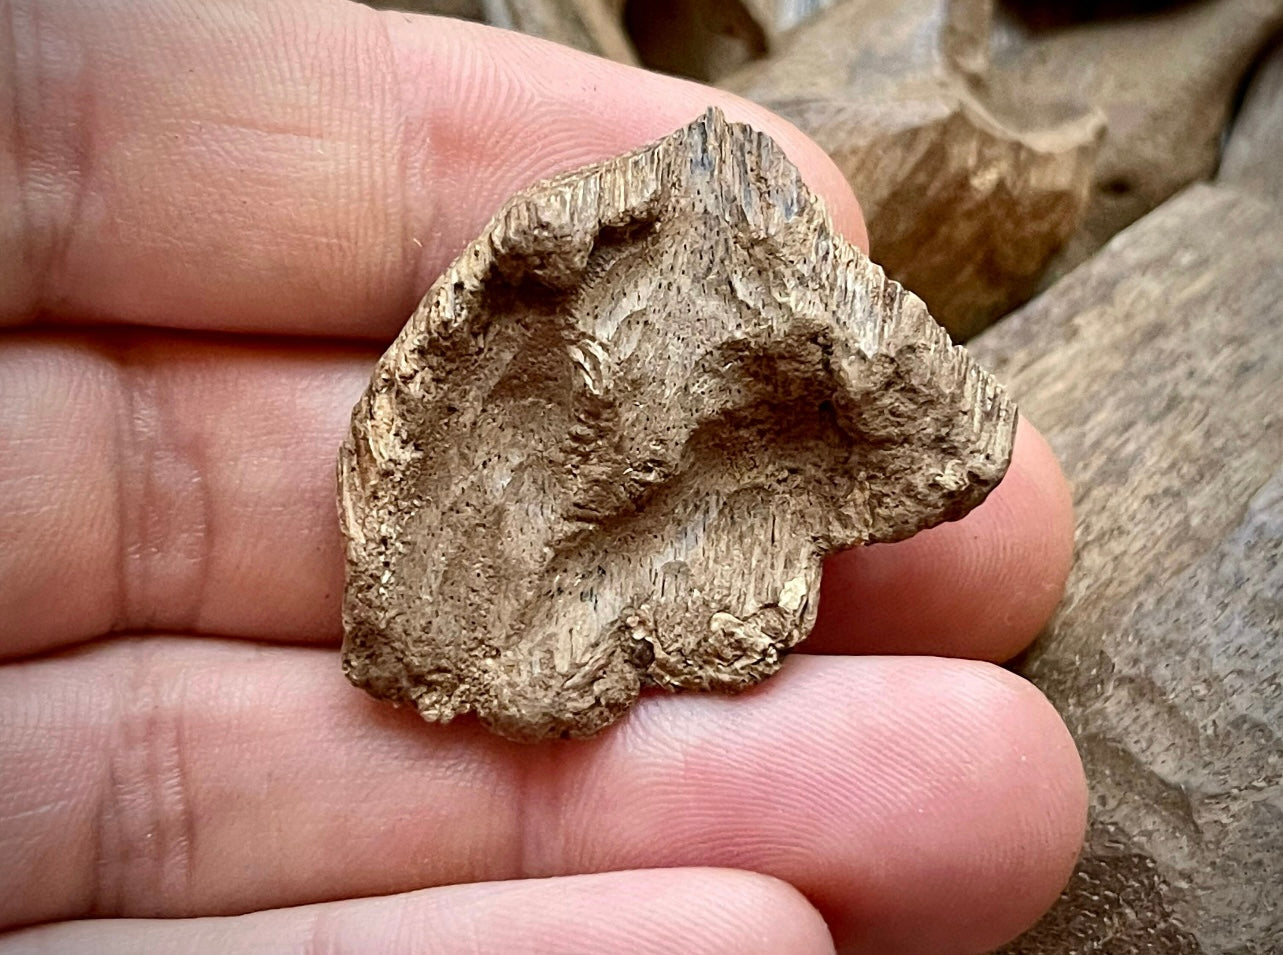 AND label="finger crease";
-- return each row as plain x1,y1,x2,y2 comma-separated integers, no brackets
109,339,213,634
2,0,38,321
93,639,196,917
3,0,96,322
